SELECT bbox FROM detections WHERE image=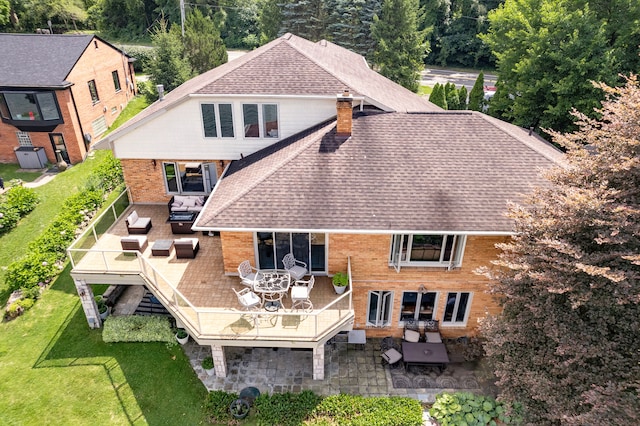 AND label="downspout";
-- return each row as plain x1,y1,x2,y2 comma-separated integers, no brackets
68,87,90,156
